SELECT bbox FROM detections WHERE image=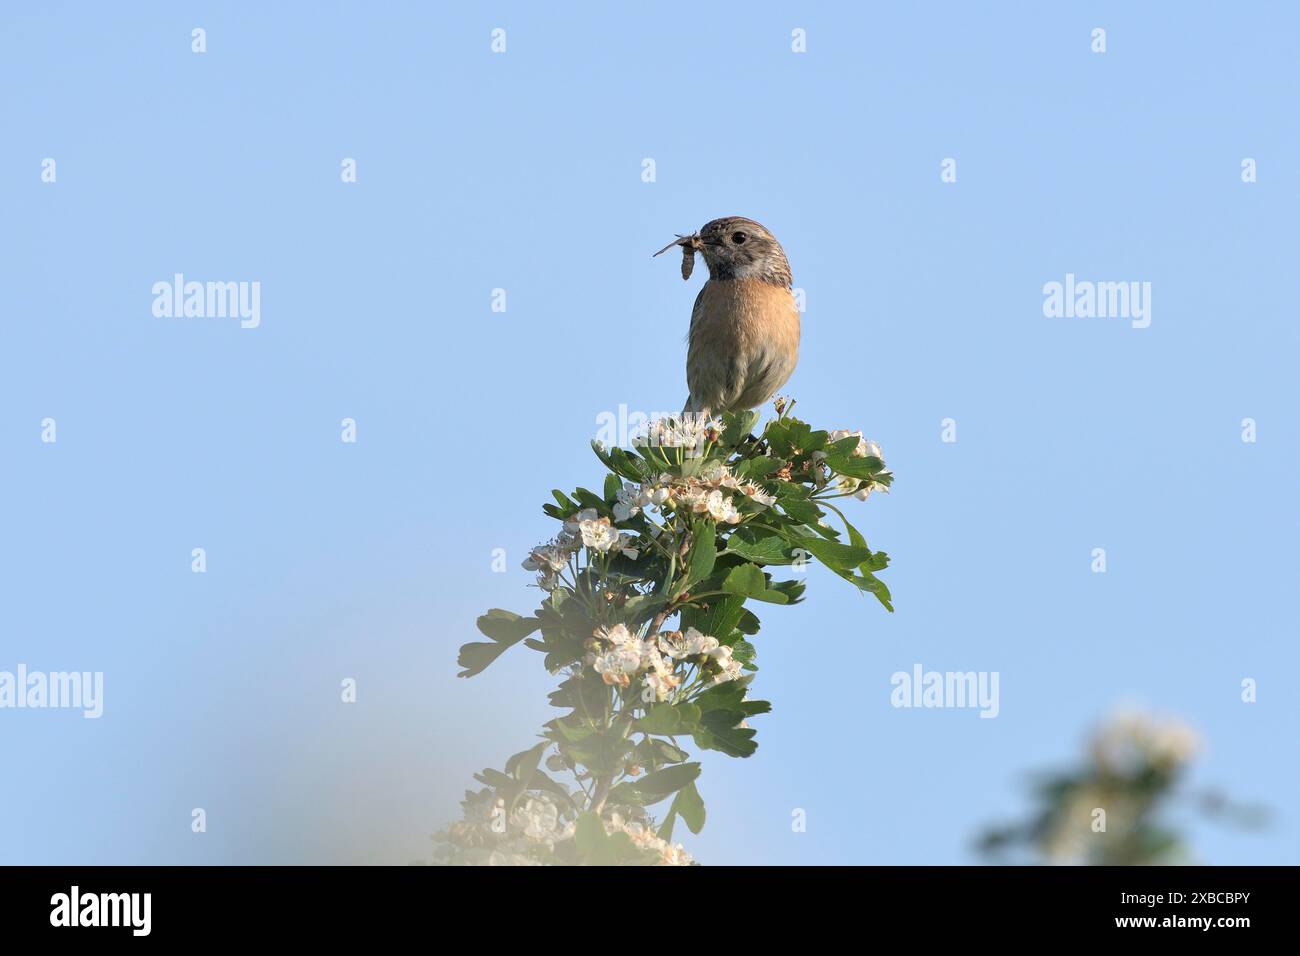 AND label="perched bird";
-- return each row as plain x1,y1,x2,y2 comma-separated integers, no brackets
654,217,799,418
